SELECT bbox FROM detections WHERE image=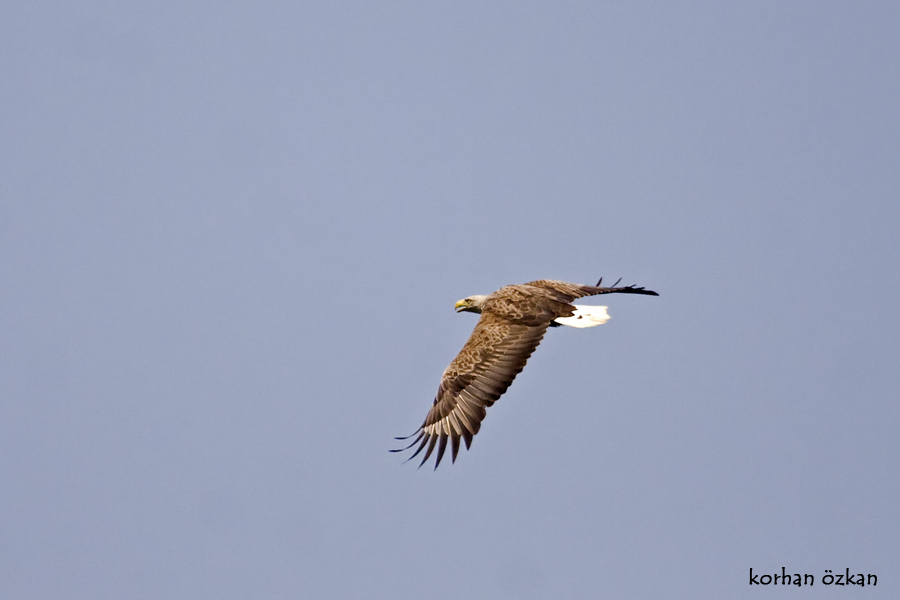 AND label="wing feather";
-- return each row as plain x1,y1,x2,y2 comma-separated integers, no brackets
394,313,549,469
451,433,462,463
